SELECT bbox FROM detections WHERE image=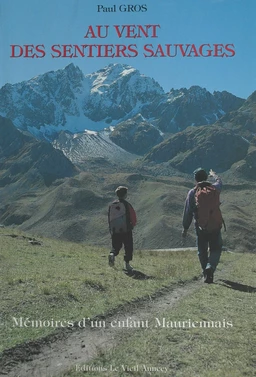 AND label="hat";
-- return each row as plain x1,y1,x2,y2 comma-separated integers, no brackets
115,186,128,198
193,168,208,182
